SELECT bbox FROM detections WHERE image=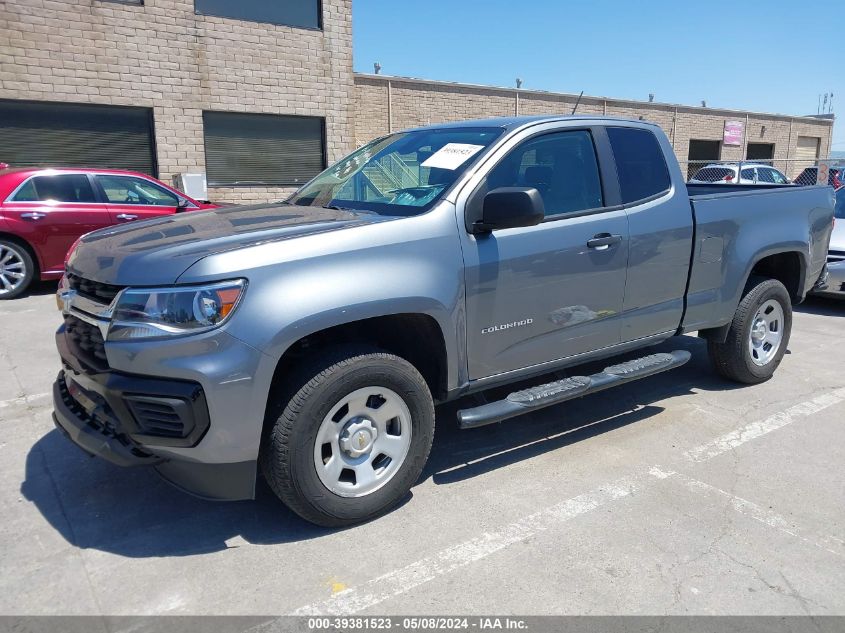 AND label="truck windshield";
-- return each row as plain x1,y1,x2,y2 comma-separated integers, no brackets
288,127,504,215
